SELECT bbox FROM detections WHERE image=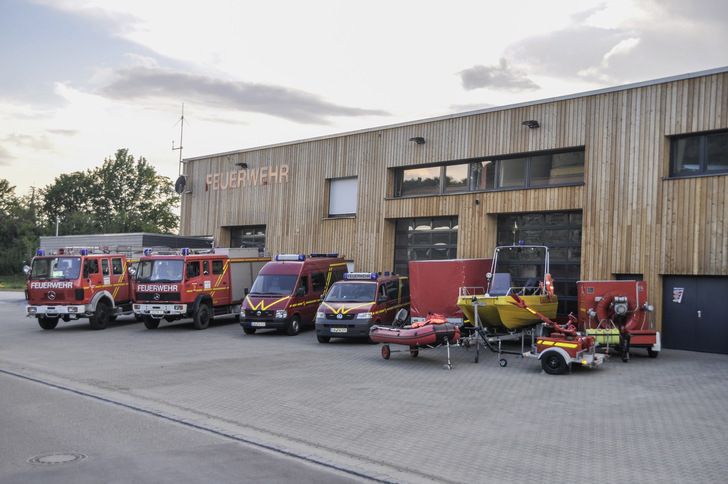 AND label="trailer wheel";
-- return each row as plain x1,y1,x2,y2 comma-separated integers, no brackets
242,326,256,335
541,352,567,375
381,345,390,359
193,303,211,330
410,348,419,358
89,301,110,330
317,334,330,343
143,316,160,330
286,315,300,336
499,358,507,367
38,316,59,330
